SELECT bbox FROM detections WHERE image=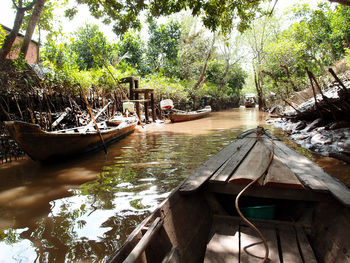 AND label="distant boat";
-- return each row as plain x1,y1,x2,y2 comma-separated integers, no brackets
5,119,137,161
244,94,257,108
168,106,212,123
107,127,350,263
